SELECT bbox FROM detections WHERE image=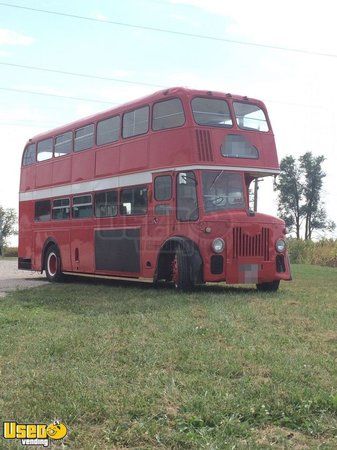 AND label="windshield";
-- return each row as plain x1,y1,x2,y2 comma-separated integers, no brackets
202,171,246,213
